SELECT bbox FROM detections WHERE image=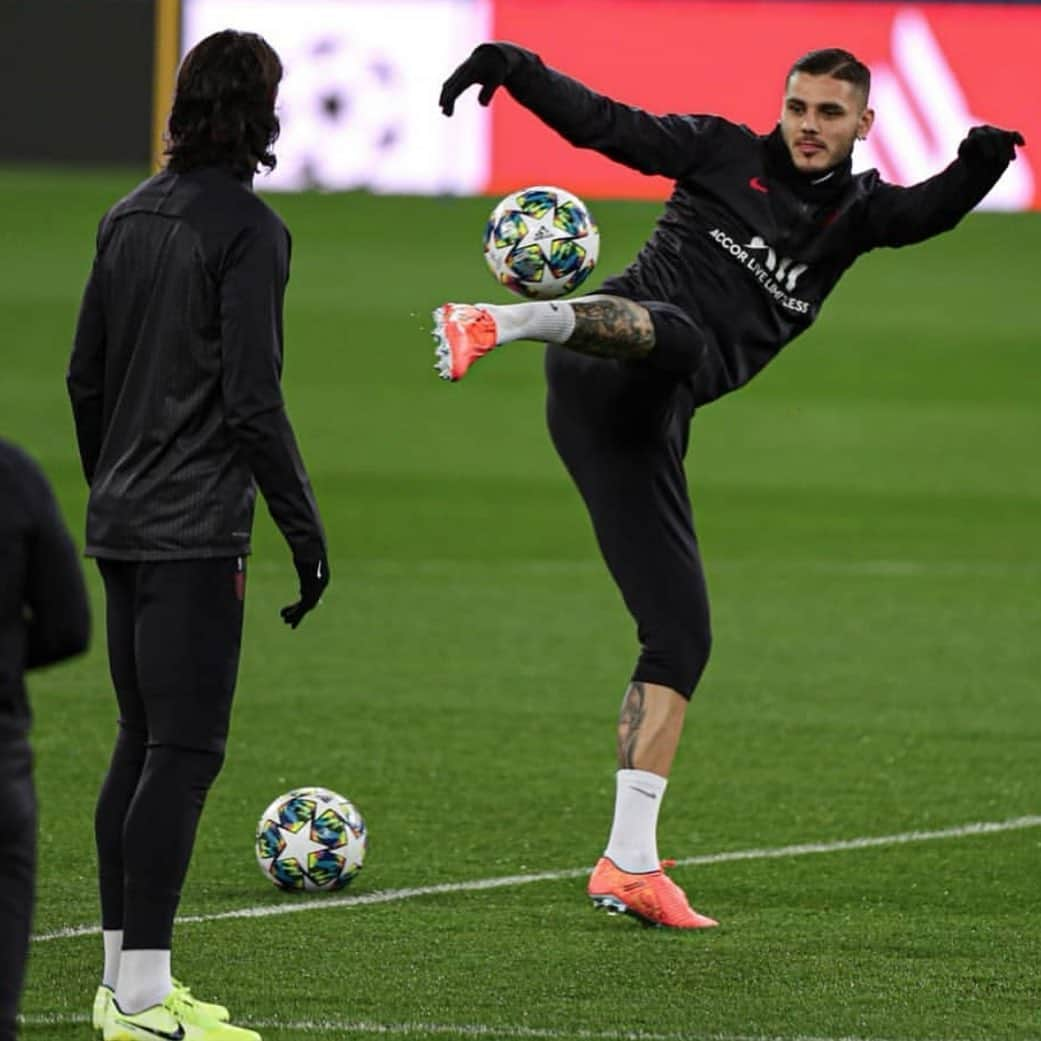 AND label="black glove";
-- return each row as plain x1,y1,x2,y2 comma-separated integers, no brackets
439,44,510,116
280,555,329,629
958,125,1024,166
